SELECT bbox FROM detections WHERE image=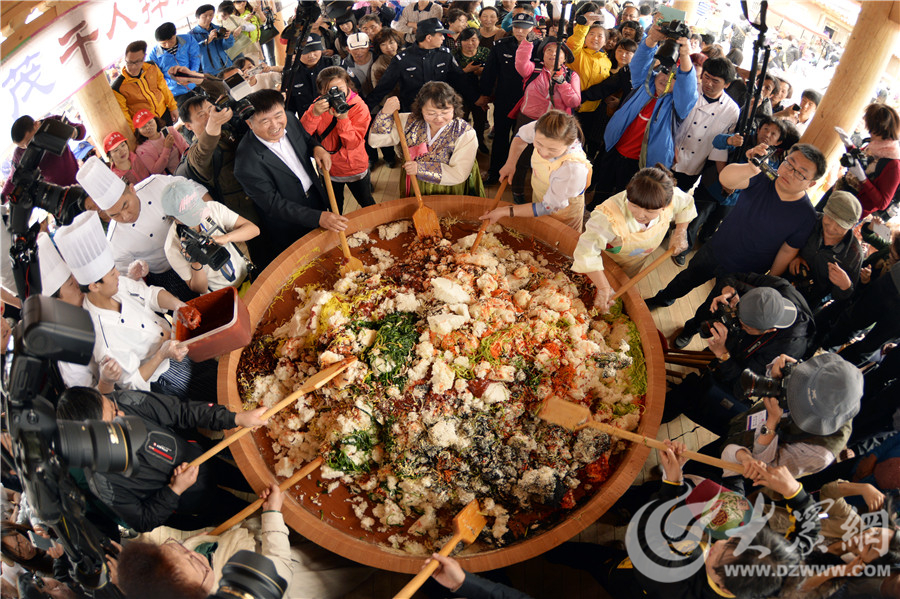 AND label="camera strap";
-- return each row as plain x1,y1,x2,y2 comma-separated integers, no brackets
314,118,342,154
